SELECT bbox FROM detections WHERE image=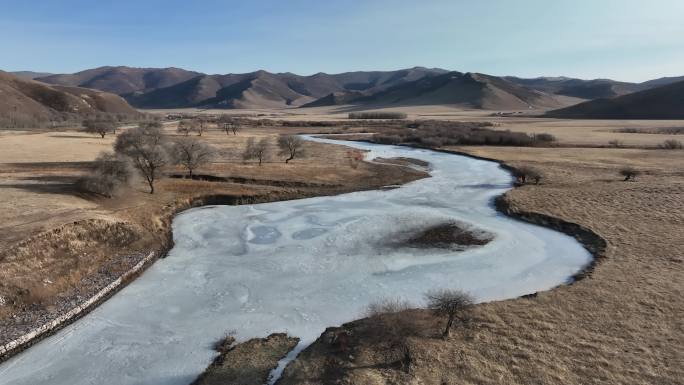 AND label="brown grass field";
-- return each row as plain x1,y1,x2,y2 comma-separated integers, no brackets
1,107,683,384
